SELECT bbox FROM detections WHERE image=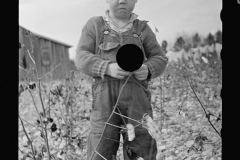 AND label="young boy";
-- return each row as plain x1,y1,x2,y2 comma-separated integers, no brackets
75,0,168,159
